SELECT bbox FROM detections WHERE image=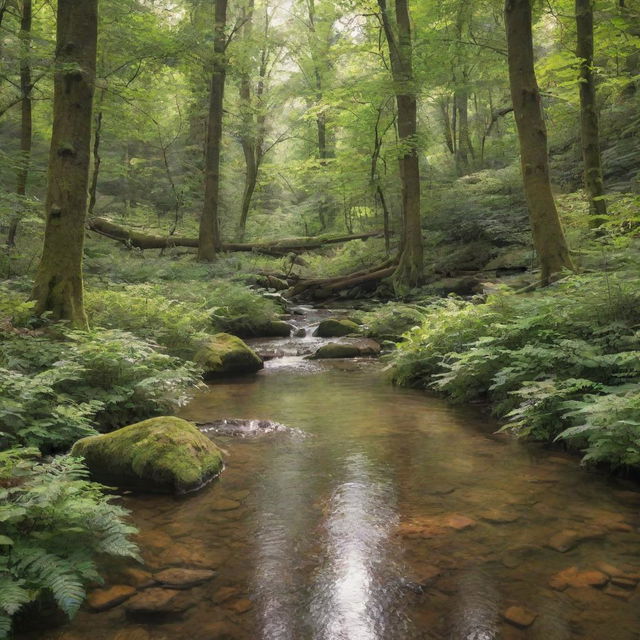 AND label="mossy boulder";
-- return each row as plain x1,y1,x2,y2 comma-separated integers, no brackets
236,320,293,338
313,318,361,338
194,333,263,378
71,417,223,494
310,339,381,359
